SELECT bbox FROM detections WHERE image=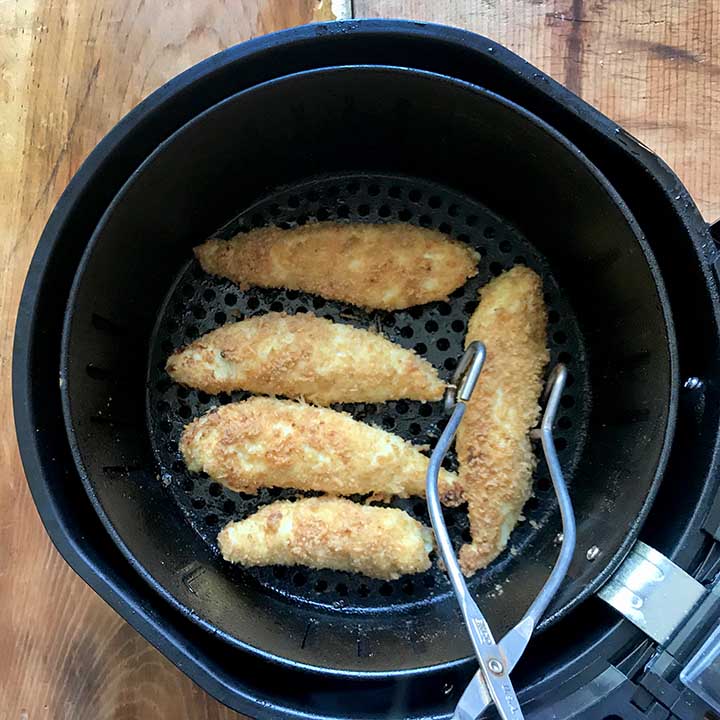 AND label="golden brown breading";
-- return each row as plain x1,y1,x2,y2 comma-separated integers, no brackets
166,311,444,403
218,496,434,580
456,266,549,576
180,397,460,502
194,222,479,310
